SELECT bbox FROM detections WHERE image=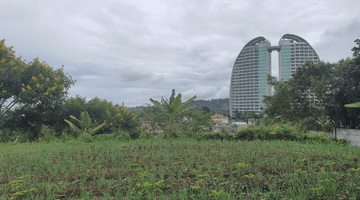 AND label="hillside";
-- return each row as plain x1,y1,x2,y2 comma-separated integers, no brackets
127,97,230,115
